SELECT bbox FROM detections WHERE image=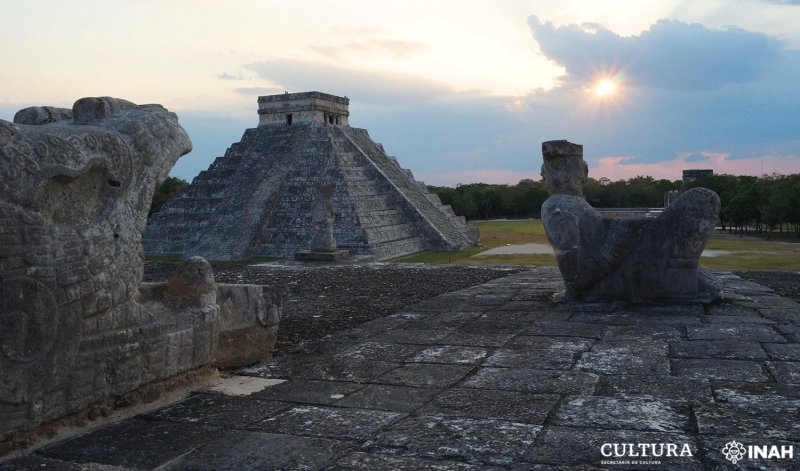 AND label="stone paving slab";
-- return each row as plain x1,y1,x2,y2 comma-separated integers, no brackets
163,430,351,471
251,405,404,440
460,367,600,395
596,375,714,402
484,348,577,369
372,363,475,388
672,359,771,382
670,340,769,360
332,451,506,470
139,393,291,428
248,378,364,405
415,389,560,424
37,419,217,469
695,401,800,441
361,415,542,466
5,267,800,470
551,396,693,433
408,345,490,365
335,384,444,413
0,456,81,471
